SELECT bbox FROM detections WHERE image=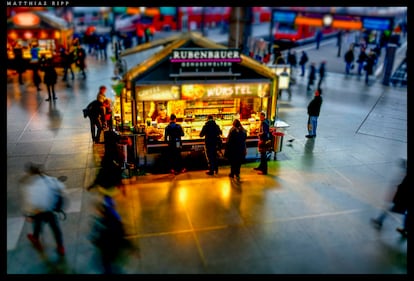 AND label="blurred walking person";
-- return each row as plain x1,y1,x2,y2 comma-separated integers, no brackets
299,50,308,76
225,119,247,181
344,45,355,75
371,170,409,238
20,162,66,256
42,58,58,101
89,195,131,274
307,62,316,91
317,61,326,89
